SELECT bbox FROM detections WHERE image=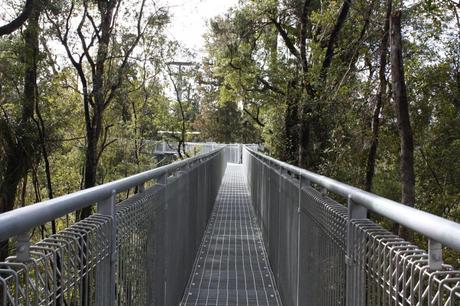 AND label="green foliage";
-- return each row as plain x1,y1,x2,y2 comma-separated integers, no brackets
0,0,459,264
